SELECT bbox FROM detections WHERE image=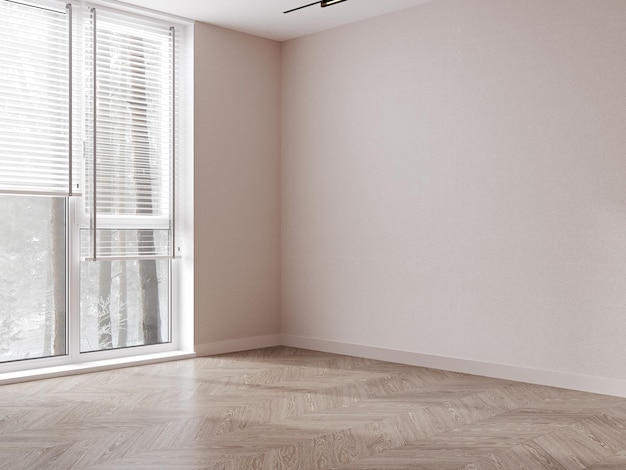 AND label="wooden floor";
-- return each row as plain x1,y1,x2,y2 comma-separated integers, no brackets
1,347,626,469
